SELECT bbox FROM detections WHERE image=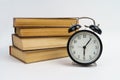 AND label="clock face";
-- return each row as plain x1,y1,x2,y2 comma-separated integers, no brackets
67,30,102,65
